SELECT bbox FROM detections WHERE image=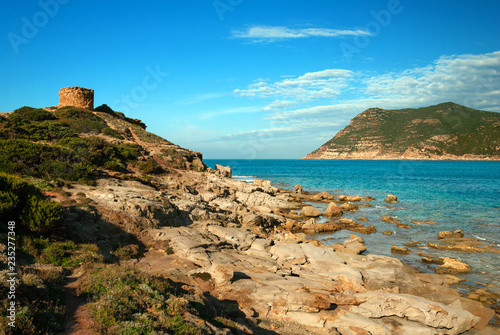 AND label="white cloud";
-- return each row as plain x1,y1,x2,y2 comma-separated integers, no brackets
234,68,354,110
231,25,372,41
174,92,225,105
262,100,298,111
216,121,344,142
200,106,261,120
362,51,500,111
